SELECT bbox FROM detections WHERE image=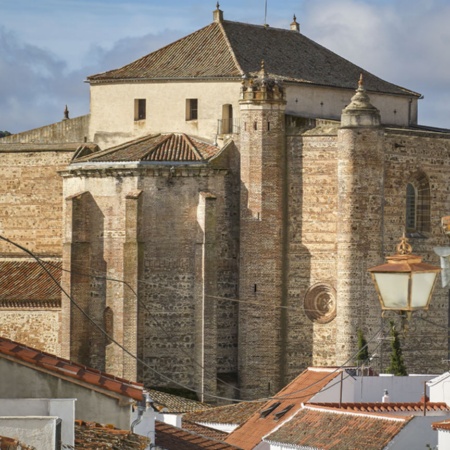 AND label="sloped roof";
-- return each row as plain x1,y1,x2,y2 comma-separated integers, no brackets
147,388,211,414
0,435,34,450
183,420,229,441
155,421,242,449
432,419,450,431
88,18,418,97
225,367,342,449
0,336,144,401
184,400,264,426
312,402,450,413
264,405,411,450
0,260,62,307
73,133,220,164
73,420,149,449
